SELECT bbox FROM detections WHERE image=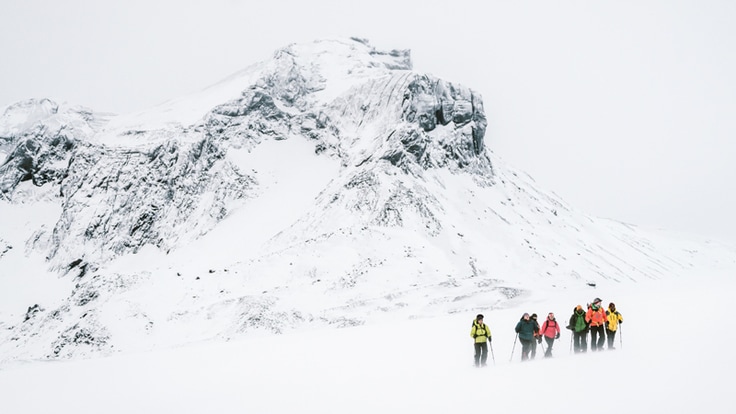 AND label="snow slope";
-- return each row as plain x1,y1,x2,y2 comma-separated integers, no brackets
1,37,735,368
0,273,731,414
